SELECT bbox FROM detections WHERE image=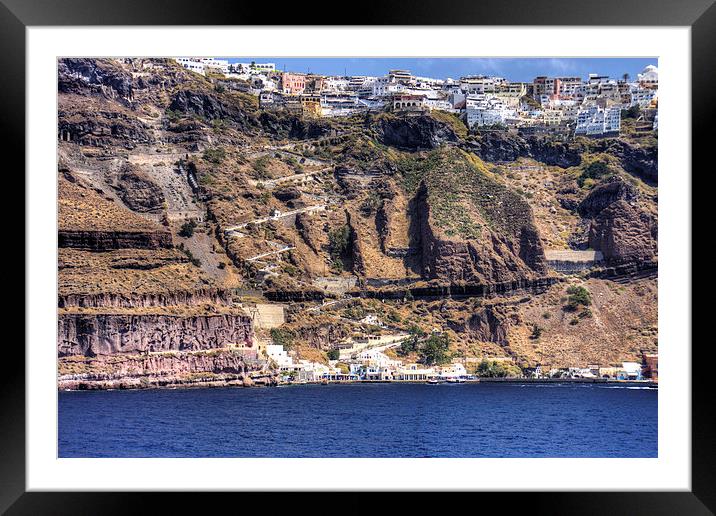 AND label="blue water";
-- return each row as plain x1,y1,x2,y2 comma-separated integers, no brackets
58,383,657,458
